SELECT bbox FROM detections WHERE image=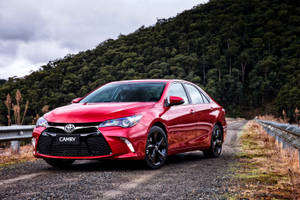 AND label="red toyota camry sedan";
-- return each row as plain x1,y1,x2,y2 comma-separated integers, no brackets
32,79,226,169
